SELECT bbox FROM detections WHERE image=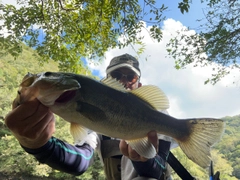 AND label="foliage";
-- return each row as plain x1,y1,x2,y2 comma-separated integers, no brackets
0,0,169,73
214,115,240,179
0,135,37,175
167,0,240,84
178,0,191,14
